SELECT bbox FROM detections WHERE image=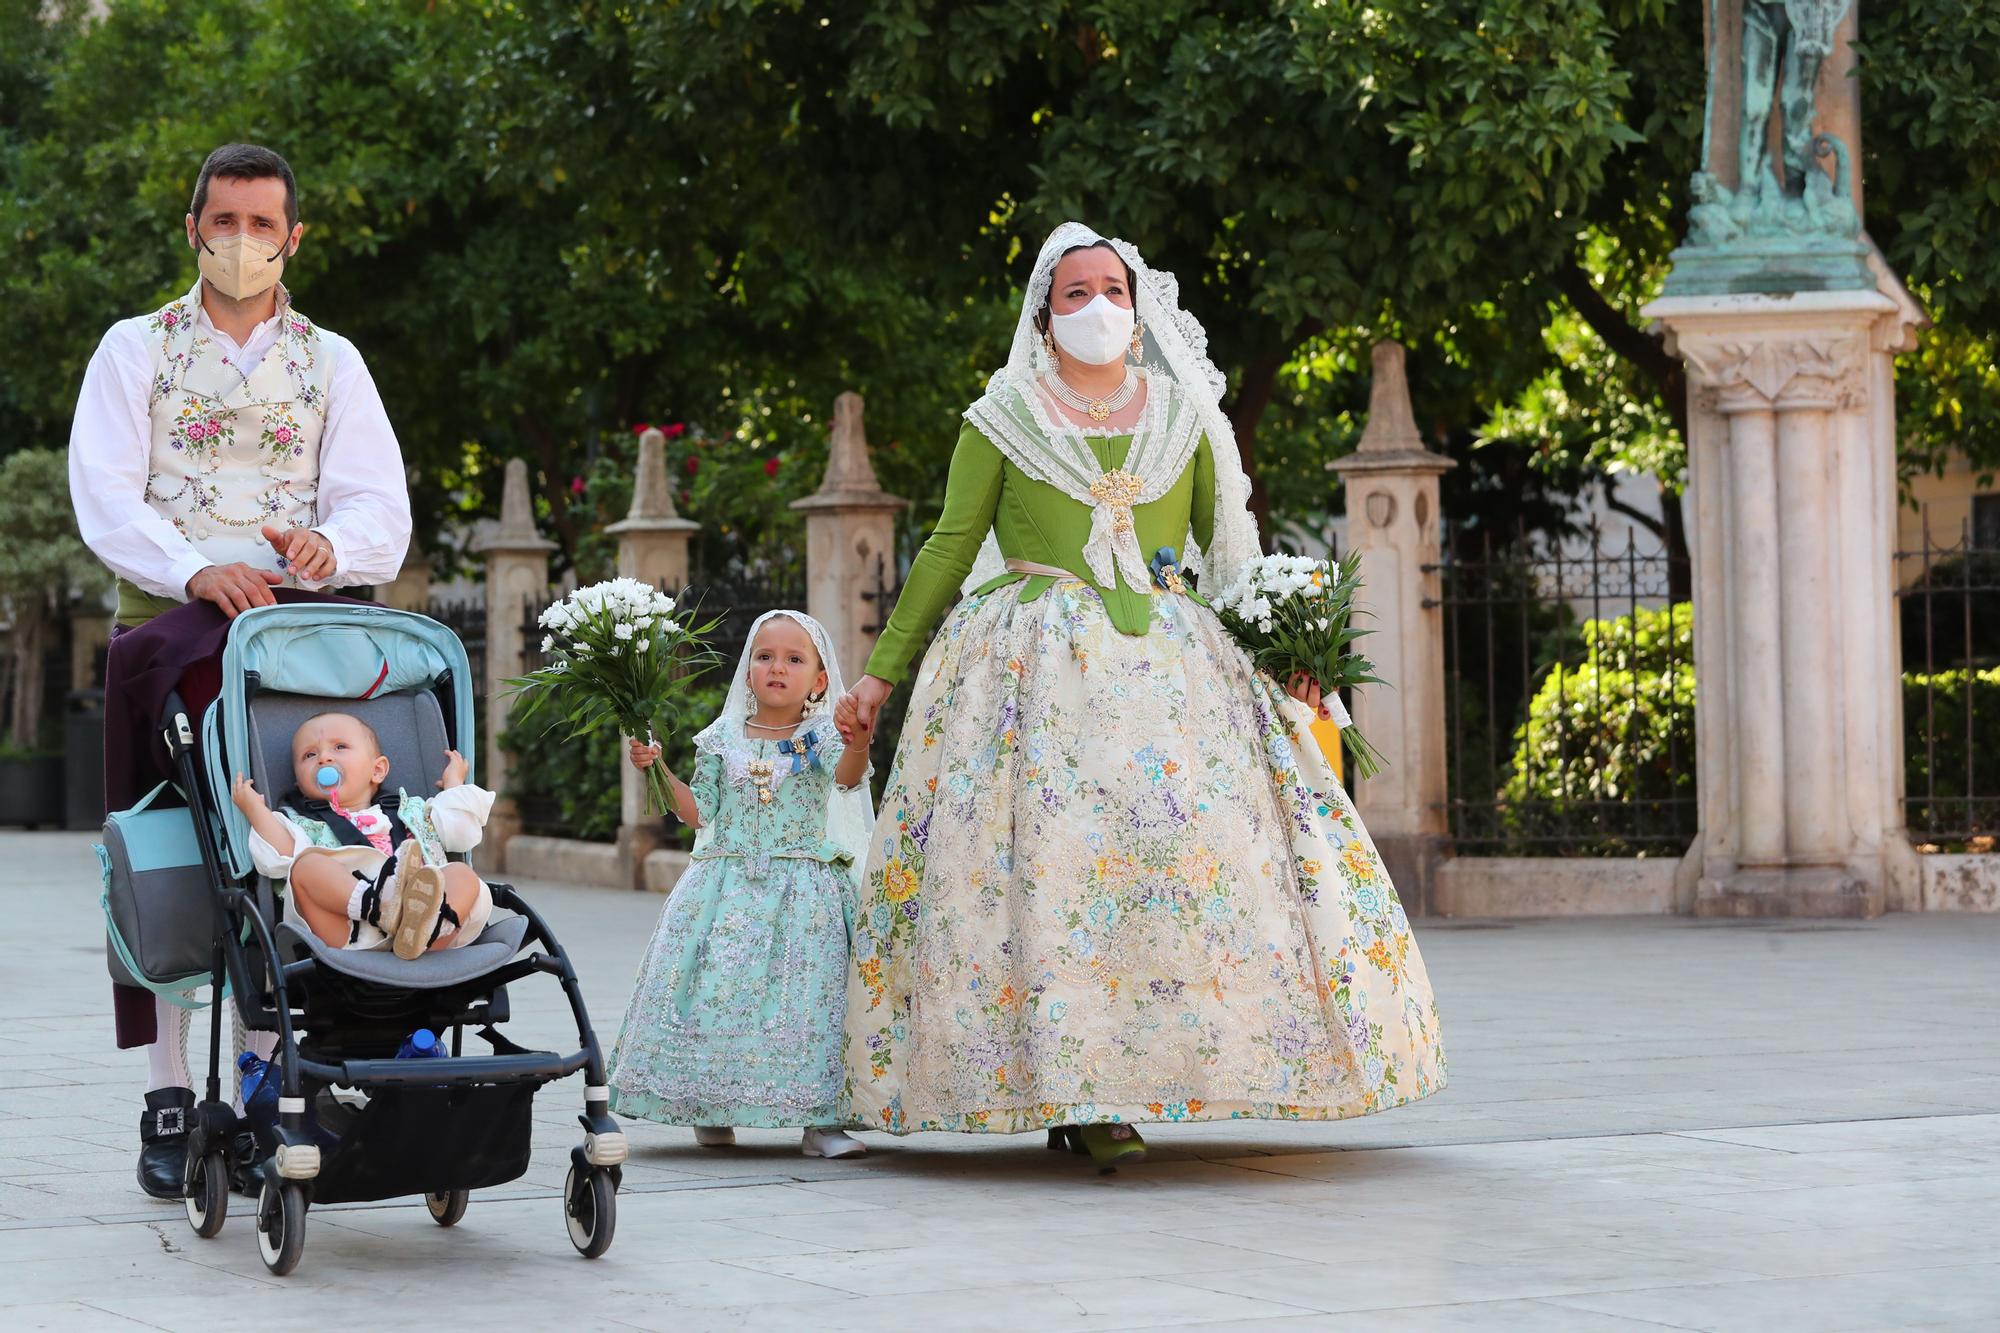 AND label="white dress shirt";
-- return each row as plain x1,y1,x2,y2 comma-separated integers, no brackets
68,284,412,600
